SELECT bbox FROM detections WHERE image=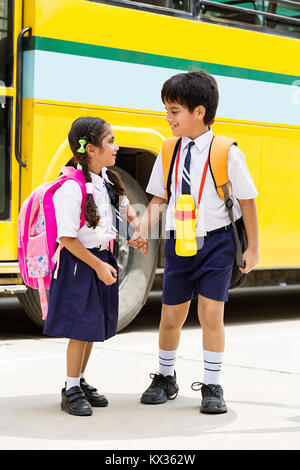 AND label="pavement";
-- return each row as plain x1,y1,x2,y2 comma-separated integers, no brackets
0,287,300,451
